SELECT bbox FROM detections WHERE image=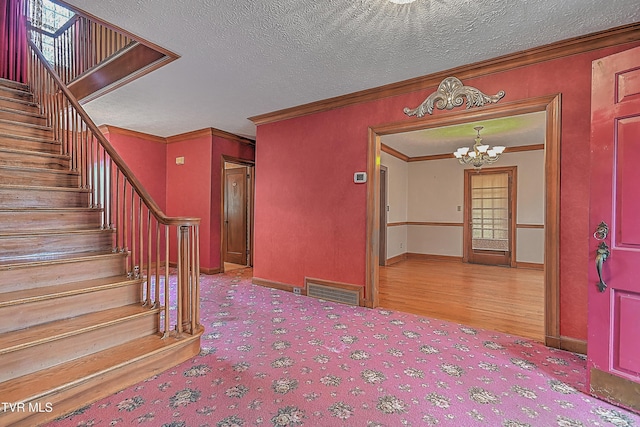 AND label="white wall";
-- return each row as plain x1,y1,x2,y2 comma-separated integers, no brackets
408,158,465,222
382,150,545,264
381,152,408,259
